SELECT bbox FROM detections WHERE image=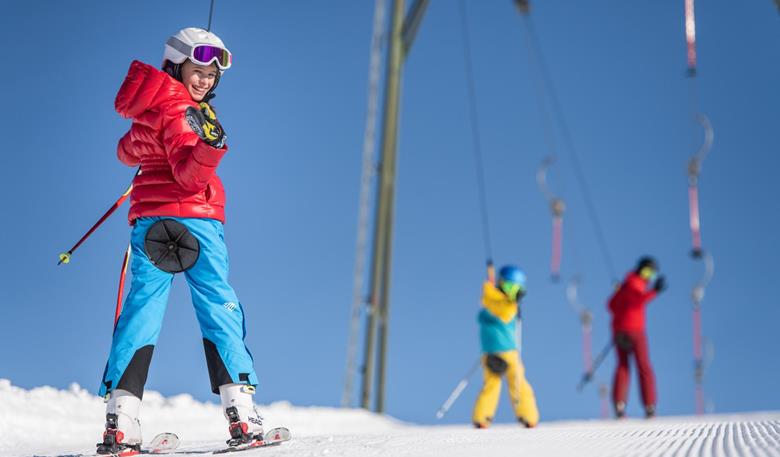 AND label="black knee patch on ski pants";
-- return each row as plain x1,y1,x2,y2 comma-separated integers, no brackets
486,354,508,375
204,338,234,393
114,345,155,399
144,219,200,273
202,338,252,393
